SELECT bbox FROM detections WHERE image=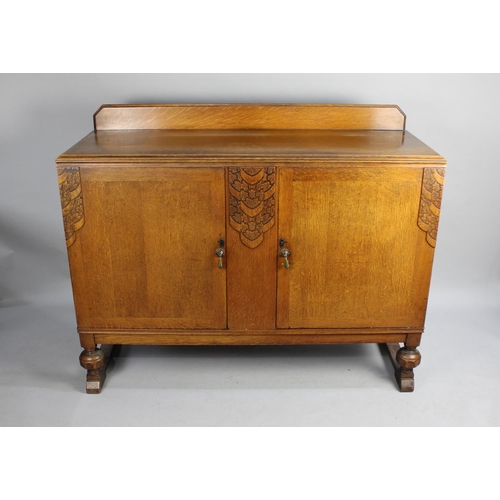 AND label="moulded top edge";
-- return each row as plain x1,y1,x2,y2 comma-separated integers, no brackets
56,129,447,165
